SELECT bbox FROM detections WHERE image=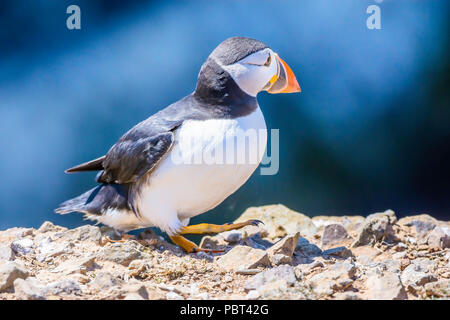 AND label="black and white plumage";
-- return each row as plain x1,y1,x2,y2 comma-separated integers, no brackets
56,37,300,236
